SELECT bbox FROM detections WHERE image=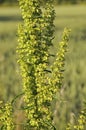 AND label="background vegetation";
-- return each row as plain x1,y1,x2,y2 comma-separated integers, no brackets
0,0,86,5
0,2,86,130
